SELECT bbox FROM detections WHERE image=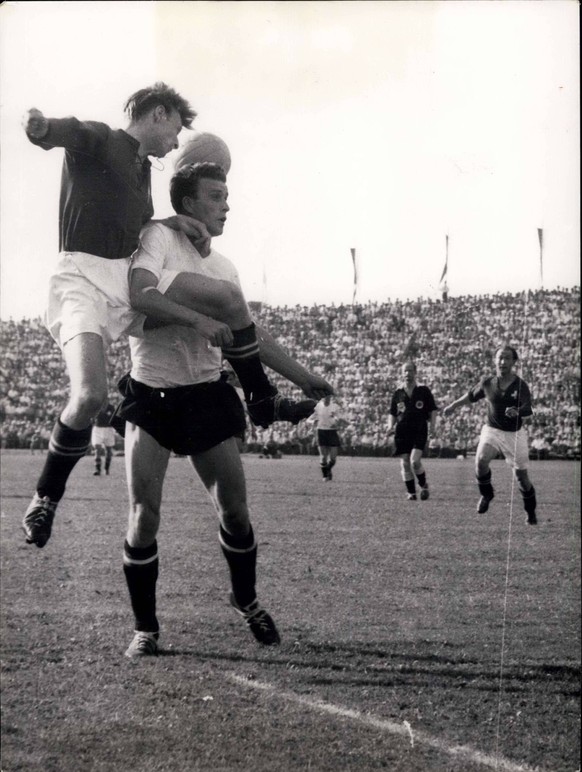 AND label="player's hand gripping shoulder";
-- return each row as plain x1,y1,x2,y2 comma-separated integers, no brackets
159,215,212,257
23,108,49,140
